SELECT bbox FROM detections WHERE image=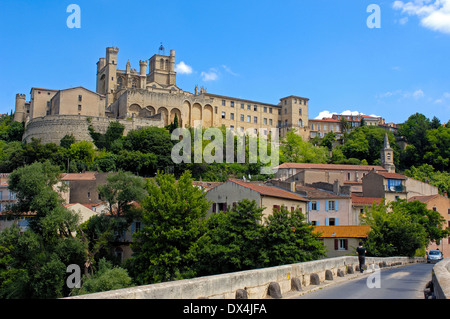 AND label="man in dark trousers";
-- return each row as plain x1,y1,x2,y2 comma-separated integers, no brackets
356,241,367,273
